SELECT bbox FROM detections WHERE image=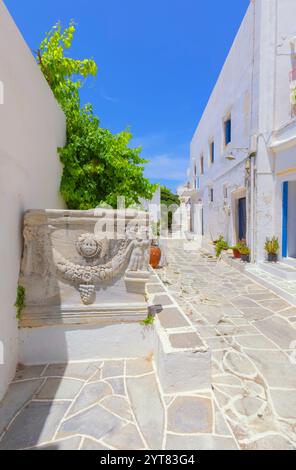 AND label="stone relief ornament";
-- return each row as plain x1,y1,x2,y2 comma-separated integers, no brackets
79,284,96,305
76,233,102,259
127,232,150,272
19,210,151,326
127,225,150,264
53,226,150,305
